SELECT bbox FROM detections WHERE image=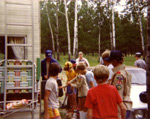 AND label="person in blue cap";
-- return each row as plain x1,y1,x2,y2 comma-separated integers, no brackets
41,50,62,114
41,50,62,81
